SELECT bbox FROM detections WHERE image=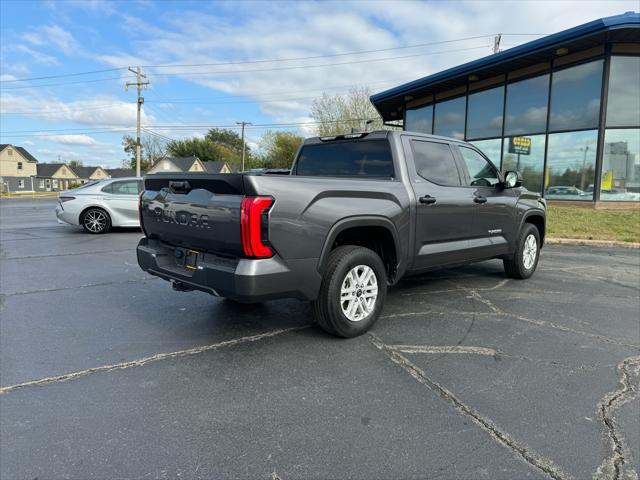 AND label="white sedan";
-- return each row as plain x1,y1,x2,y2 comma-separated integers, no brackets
56,177,143,234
